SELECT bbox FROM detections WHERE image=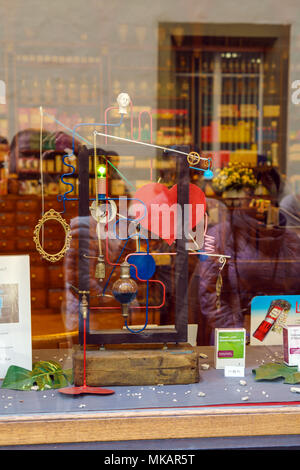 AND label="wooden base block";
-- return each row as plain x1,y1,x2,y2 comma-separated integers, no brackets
73,344,199,386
